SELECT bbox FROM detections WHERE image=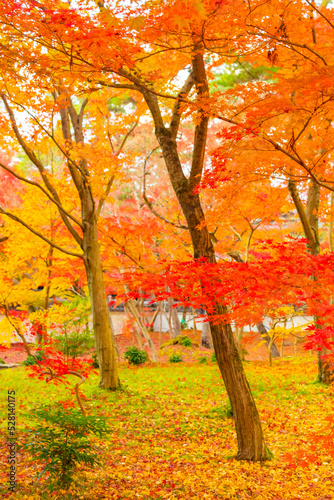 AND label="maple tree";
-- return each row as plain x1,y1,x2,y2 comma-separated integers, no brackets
1,0,334,467
198,0,334,382
0,73,137,389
